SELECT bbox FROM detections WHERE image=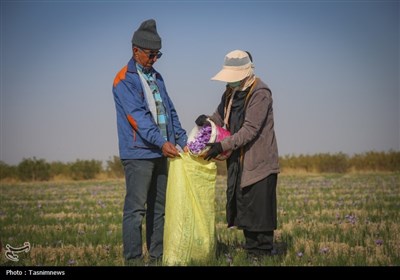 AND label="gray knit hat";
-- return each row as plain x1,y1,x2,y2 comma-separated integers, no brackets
131,19,162,50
